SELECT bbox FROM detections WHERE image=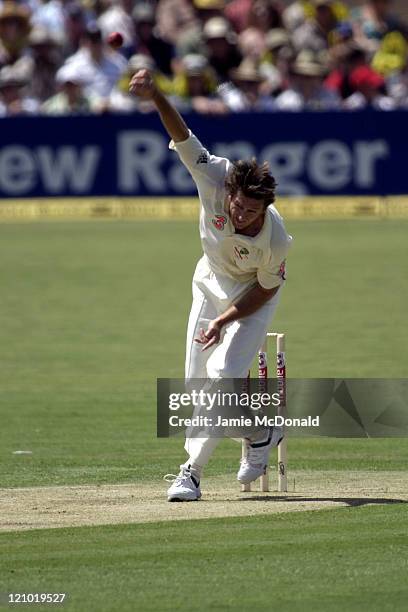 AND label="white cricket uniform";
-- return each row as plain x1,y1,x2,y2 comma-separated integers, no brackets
170,131,292,467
